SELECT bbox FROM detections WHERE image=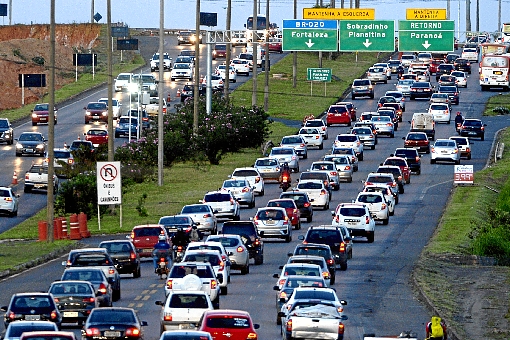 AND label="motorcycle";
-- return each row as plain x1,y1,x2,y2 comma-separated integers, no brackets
155,256,170,279
172,245,185,263
279,173,291,192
